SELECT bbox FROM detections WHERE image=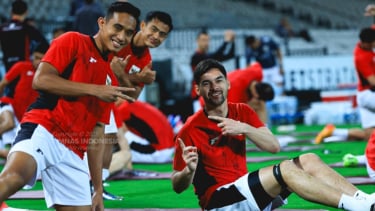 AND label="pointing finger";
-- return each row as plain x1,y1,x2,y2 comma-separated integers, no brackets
178,138,185,150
